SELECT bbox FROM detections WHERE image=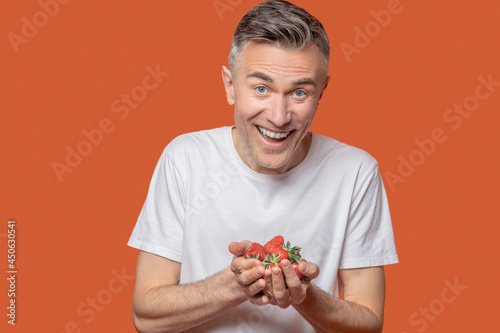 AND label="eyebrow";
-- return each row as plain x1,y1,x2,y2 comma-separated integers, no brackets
247,71,317,87
292,78,317,87
247,72,273,83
